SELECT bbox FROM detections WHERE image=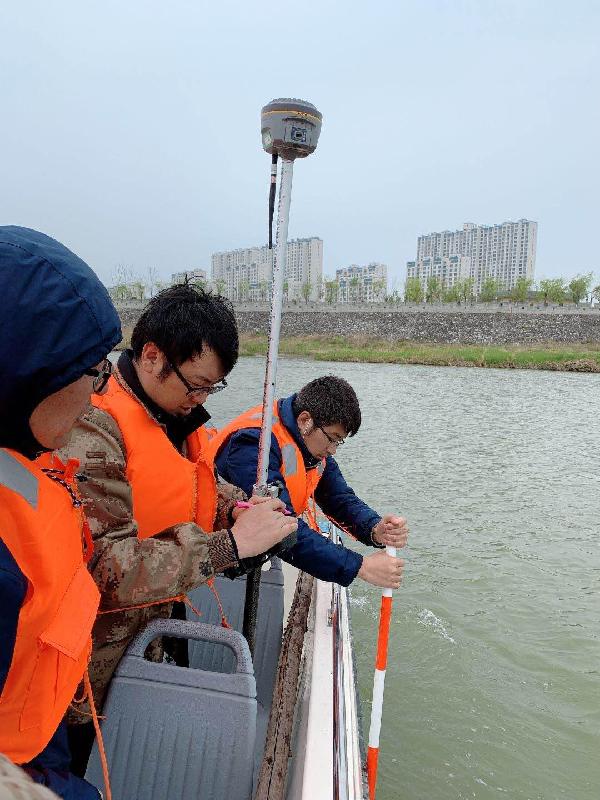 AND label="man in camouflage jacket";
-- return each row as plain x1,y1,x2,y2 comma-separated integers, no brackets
58,286,297,772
